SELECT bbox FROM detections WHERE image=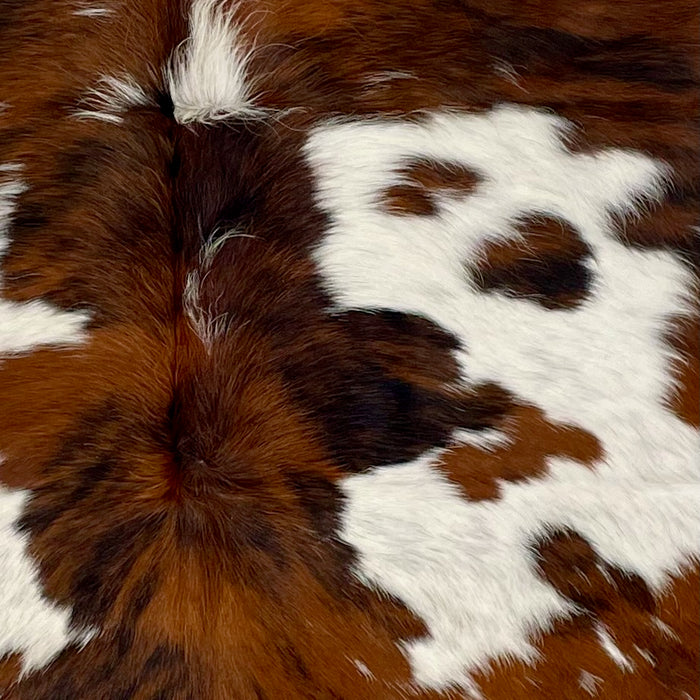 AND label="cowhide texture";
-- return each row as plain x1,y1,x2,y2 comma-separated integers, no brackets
0,0,698,698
